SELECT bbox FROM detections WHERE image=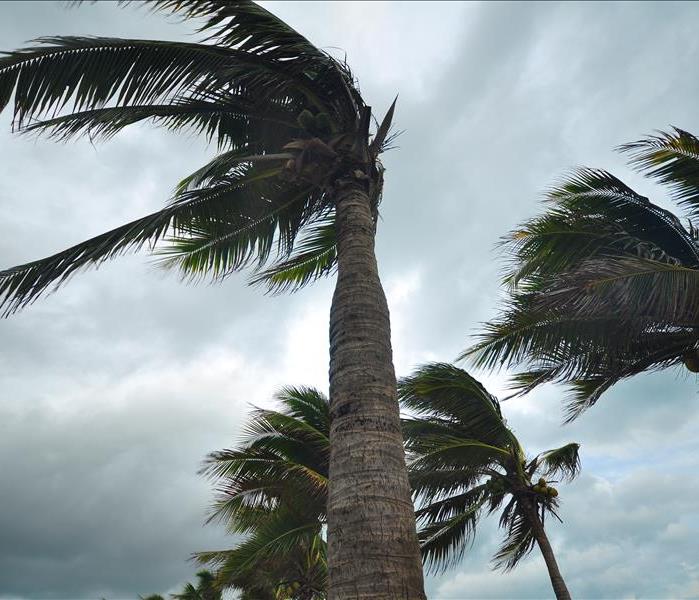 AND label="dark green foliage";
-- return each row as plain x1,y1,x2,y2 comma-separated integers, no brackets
196,386,329,598
465,130,699,419
141,570,220,600
399,363,580,573
0,0,397,315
